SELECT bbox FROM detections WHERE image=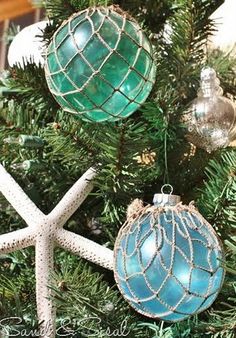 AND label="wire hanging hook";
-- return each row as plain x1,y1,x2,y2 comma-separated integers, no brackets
161,184,174,195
